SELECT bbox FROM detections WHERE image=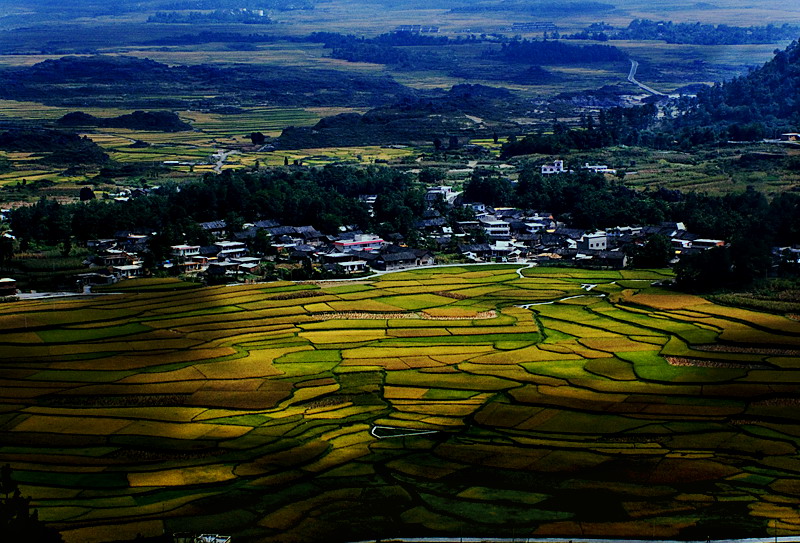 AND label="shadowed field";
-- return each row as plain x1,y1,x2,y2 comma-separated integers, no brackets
1,267,800,542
